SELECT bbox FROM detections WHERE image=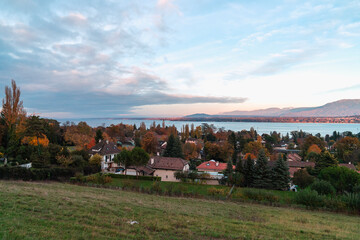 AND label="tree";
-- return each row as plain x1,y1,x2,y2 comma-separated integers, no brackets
319,166,360,193
315,151,338,174
235,157,244,174
131,147,150,176
252,149,272,189
89,154,102,166
163,134,183,158
221,160,234,186
292,169,315,189
95,129,103,143
141,131,158,154
1,80,26,159
1,79,26,128
335,136,360,162
271,154,290,190
114,149,132,174
183,142,199,160
243,155,255,187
